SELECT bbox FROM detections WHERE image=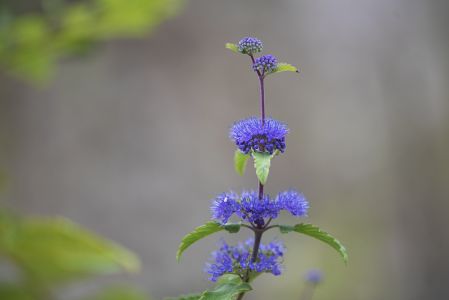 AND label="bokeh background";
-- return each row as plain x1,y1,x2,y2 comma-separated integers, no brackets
1,0,449,299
